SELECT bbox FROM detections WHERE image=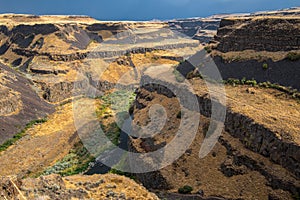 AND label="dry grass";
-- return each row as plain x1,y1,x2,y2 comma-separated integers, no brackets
212,50,300,62
191,78,300,144
132,89,290,200
0,100,89,177
100,52,179,84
